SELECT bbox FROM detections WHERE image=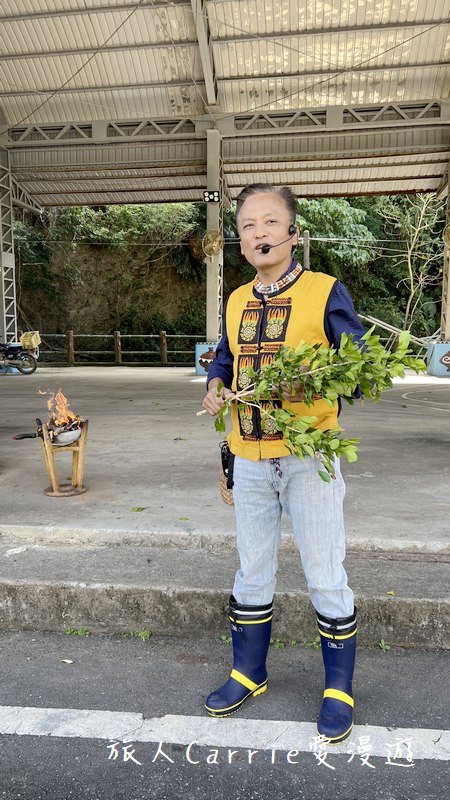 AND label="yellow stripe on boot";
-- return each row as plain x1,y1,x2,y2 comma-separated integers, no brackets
230,669,259,692
323,688,354,707
205,671,268,717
